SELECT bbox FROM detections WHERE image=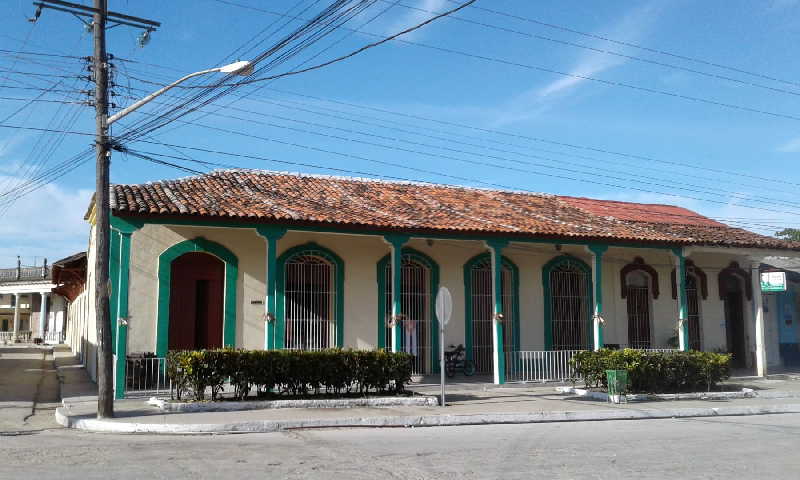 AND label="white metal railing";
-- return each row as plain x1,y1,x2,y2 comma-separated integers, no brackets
124,356,169,398
506,350,586,383
0,331,14,343
43,331,64,344
617,345,680,353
